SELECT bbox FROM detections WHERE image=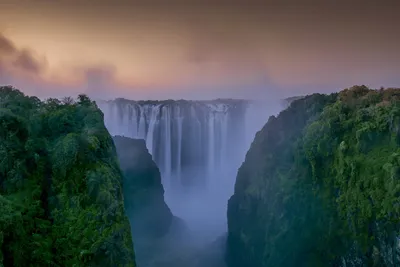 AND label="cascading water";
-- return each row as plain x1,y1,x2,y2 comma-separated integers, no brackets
100,99,249,186
99,98,271,242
